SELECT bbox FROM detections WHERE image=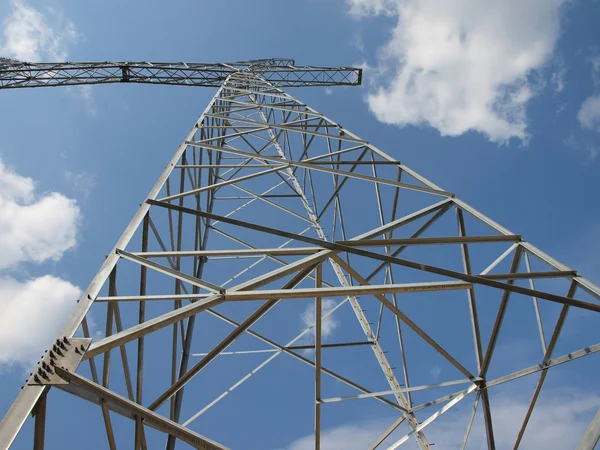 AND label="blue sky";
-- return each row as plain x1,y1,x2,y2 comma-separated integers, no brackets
0,0,599,449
